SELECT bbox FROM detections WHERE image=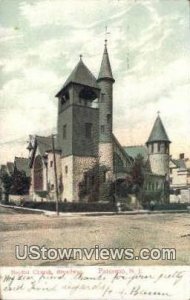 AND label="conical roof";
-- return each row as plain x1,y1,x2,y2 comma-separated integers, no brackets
98,41,114,82
146,115,170,144
56,57,98,97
